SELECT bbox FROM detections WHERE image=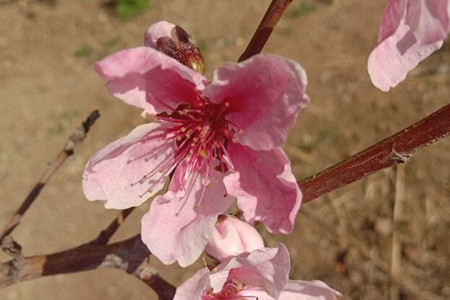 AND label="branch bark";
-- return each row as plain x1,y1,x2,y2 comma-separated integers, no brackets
238,0,293,62
0,234,144,288
299,103,450,203
0,234,175,299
